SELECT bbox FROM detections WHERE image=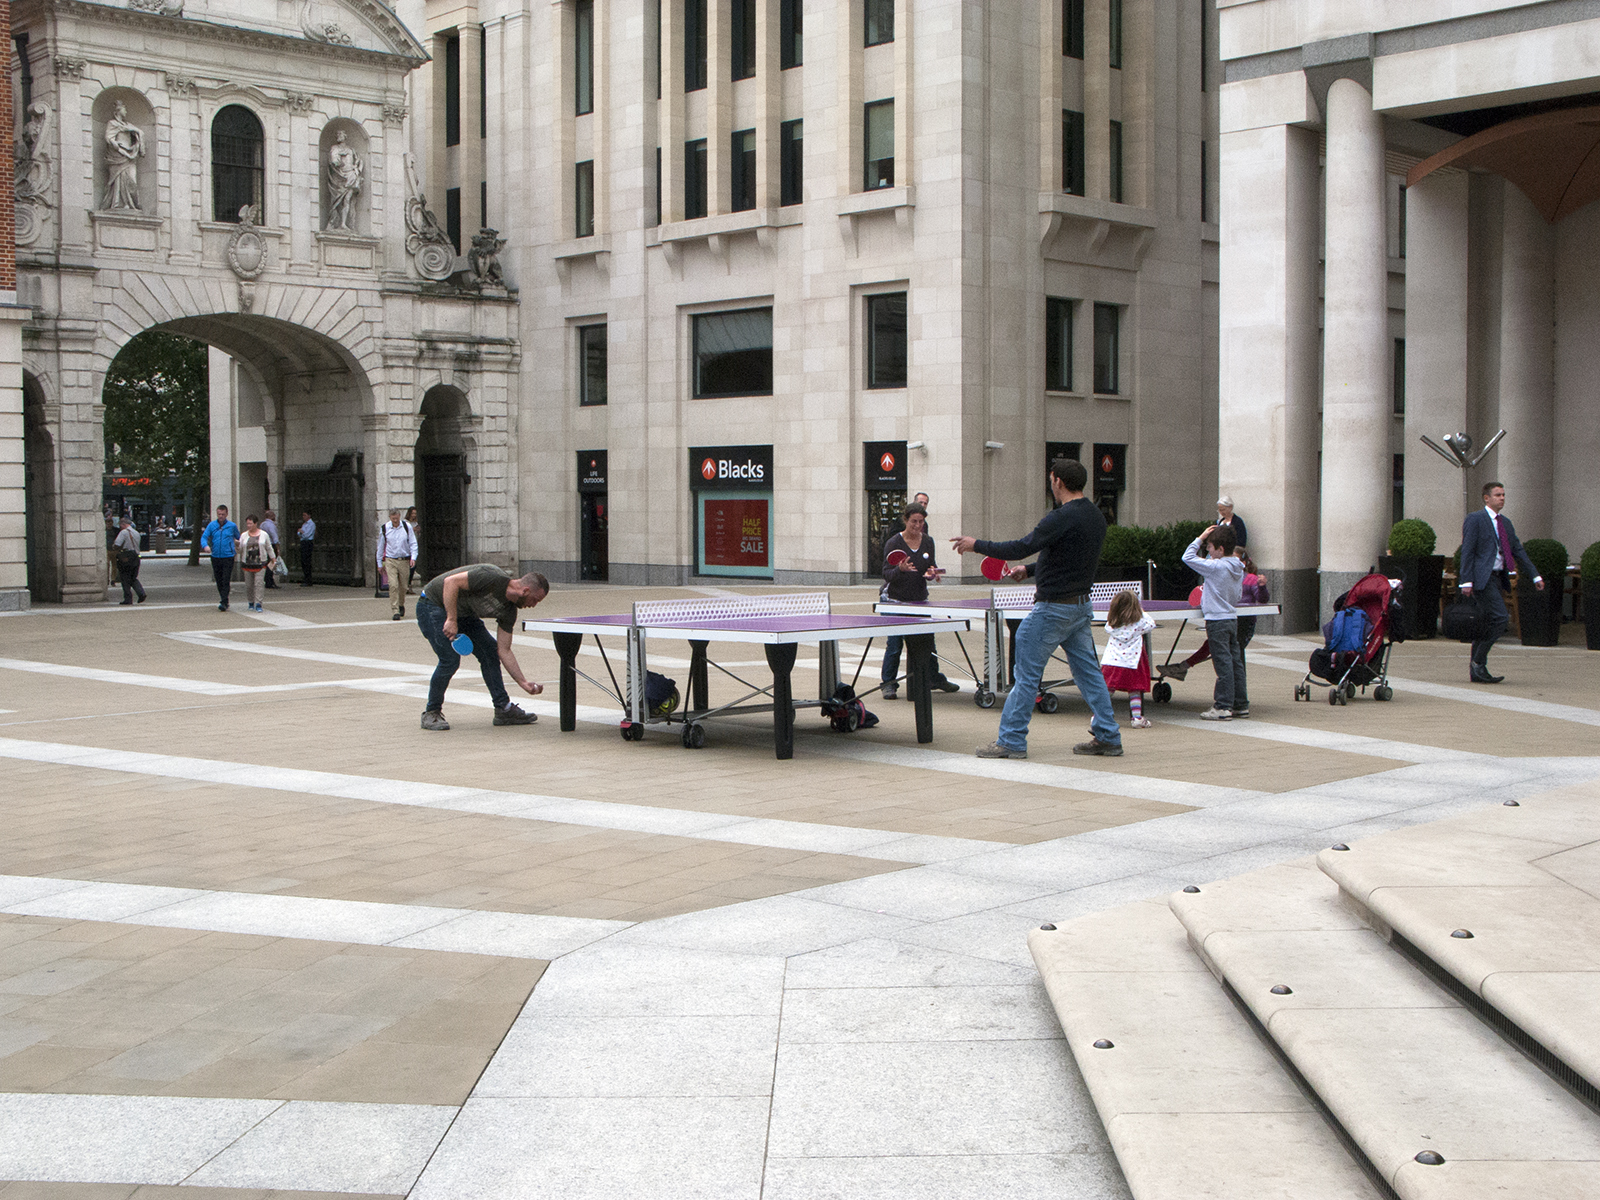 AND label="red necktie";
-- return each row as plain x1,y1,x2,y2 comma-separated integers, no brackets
1494,514,1514,573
